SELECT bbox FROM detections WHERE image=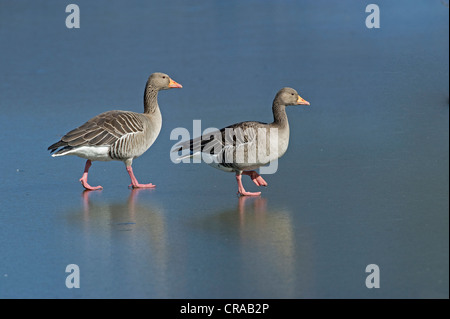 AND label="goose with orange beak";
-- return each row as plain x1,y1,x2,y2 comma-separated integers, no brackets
48,72,182,190
174,87,310,196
